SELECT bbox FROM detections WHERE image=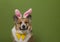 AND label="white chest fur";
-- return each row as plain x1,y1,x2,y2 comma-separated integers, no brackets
12,26,32,42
